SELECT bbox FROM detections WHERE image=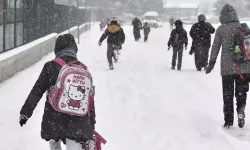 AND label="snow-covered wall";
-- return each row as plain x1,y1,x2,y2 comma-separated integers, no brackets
0,23,91,83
